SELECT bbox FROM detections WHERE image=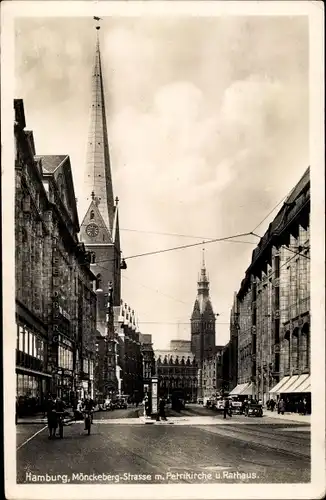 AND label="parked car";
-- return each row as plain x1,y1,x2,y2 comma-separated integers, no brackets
230,398,243,414
245,403,263,417
215,398,225,412
197,398,204,405
114,398,128,409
